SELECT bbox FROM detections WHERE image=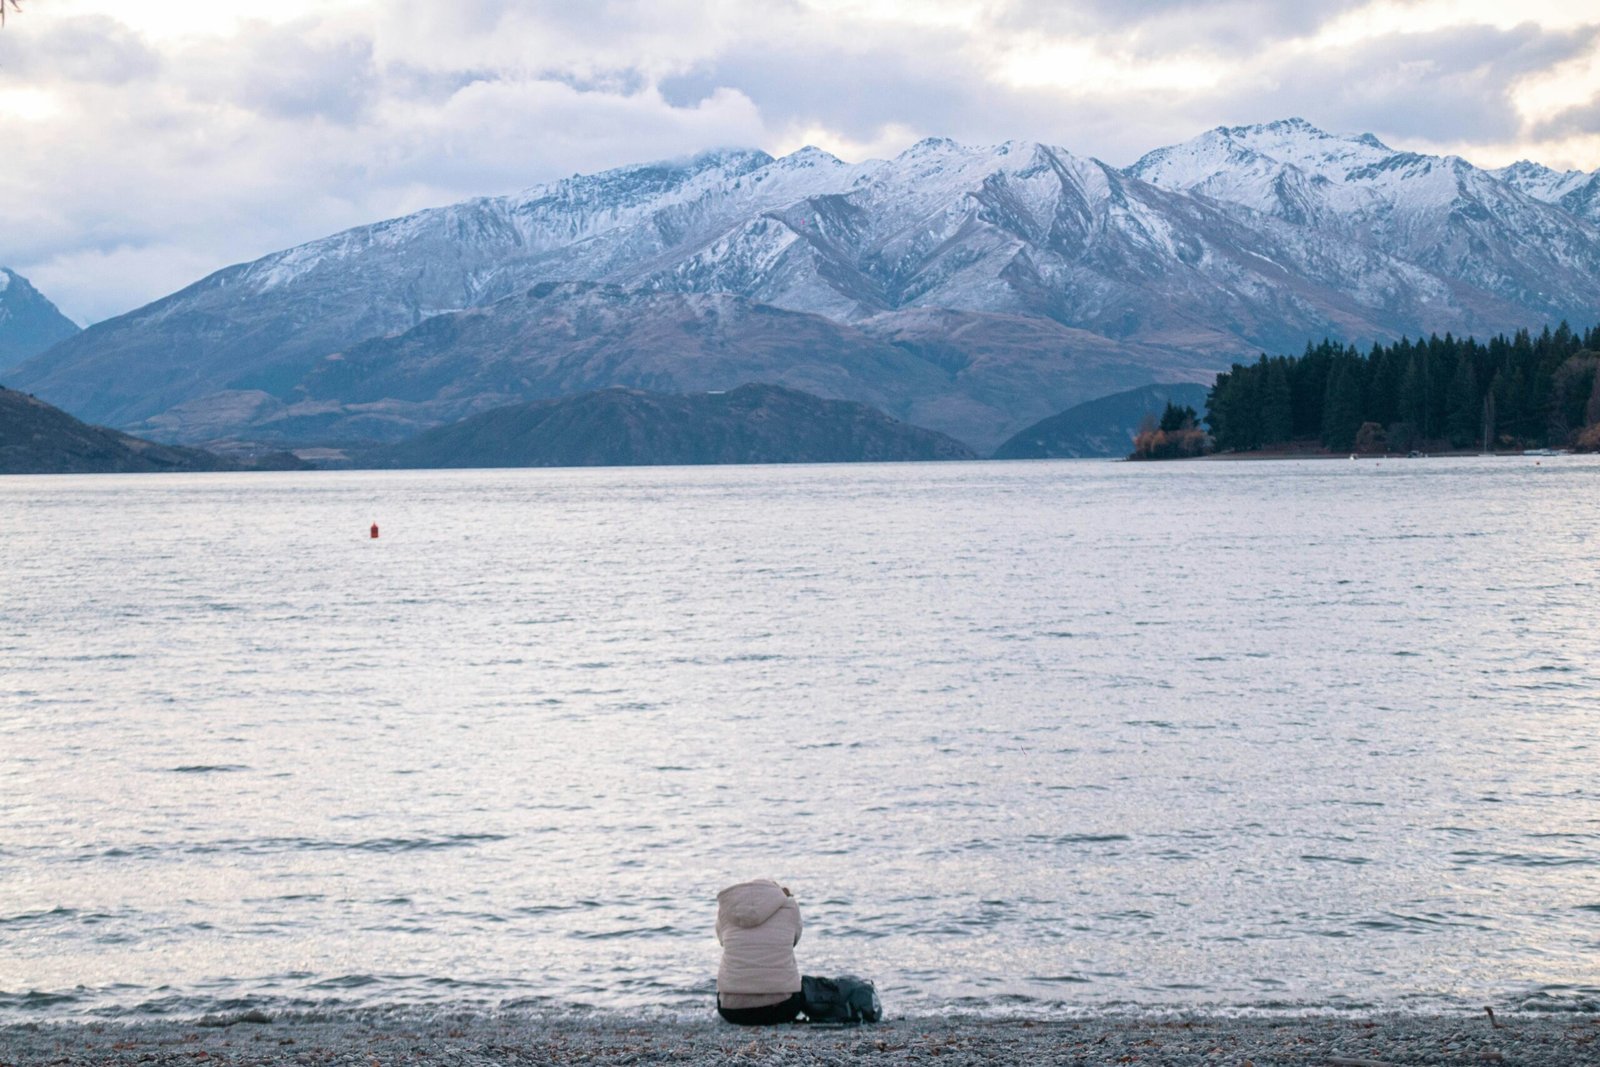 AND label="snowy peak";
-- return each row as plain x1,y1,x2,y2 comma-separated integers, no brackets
888,136,1078,175
774,145,848,170
1127,122,1361,226
1124,119,1541,224
1126,117,1398,194
507,147,776,242
1215,117,1392,171
1494,159,1600,223
850,138,1108,227
517,147,773,202
1130,118,1580,214
1125,116,1600,241
902,135,960,156
1493,159,1589,199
